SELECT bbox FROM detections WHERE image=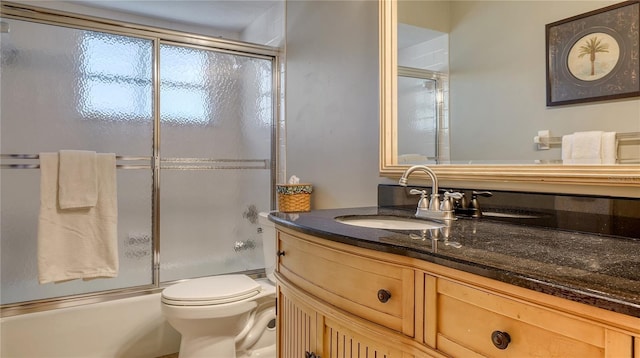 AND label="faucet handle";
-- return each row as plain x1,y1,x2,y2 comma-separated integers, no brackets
468,191,492,218
444,191,464,200
409,189,427,196
470,191,492,208
472,191,492,198
441,191,463,211
409,189,429,209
